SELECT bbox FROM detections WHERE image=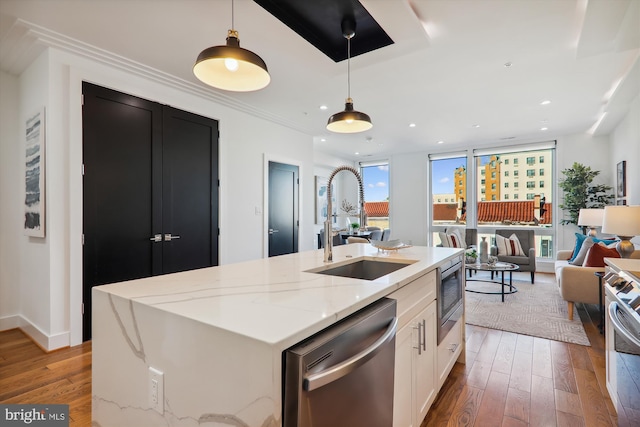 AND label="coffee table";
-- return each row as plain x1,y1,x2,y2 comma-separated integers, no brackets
465,262,519,302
